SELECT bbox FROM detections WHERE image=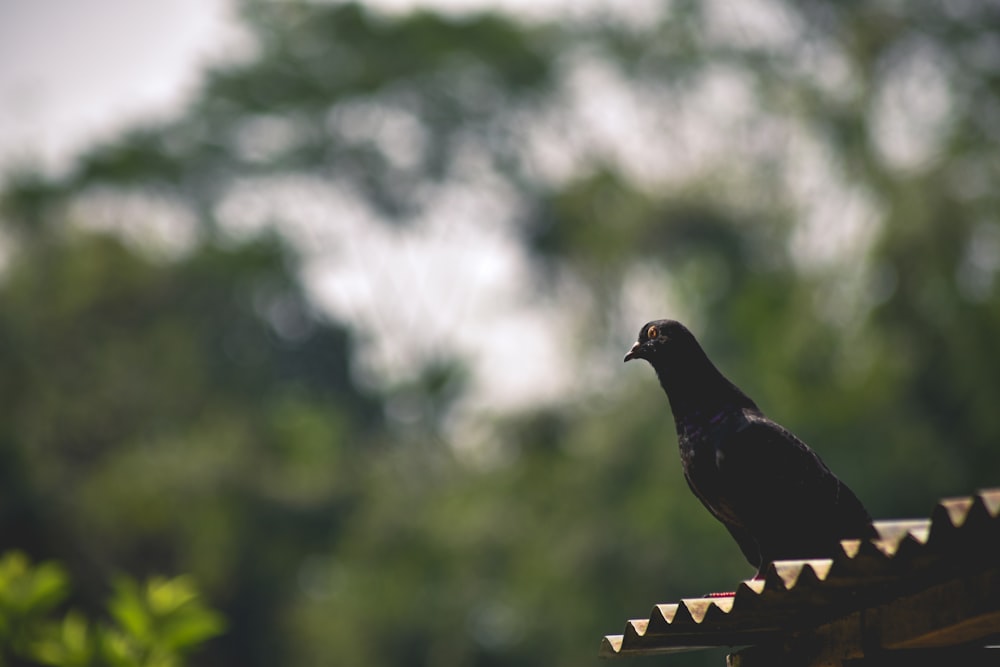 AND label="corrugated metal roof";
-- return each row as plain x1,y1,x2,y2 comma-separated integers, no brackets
600,488,1000,663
